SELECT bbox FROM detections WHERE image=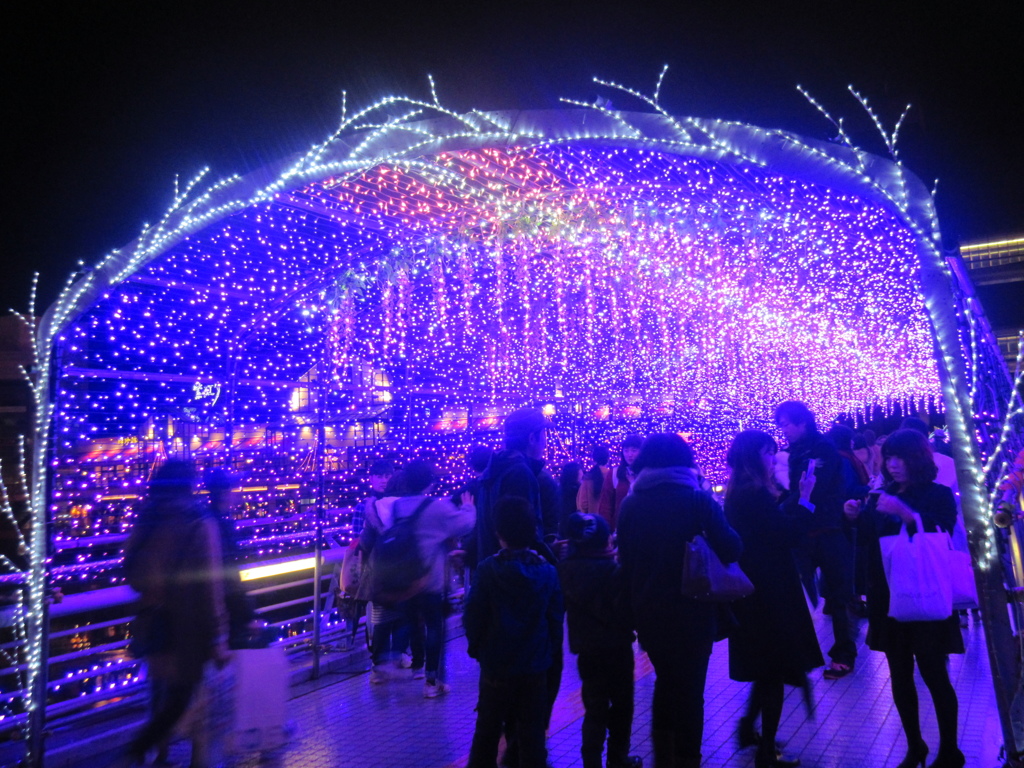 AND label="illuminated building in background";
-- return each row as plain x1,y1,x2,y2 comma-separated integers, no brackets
960,236,1024,366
